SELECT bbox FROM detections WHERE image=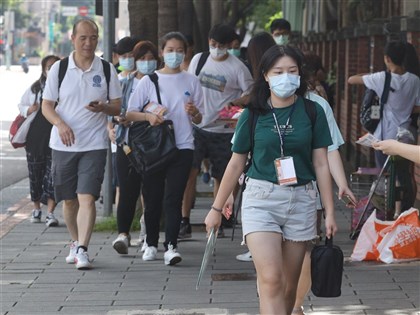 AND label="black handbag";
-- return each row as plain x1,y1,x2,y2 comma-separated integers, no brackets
311,237,343,298
128,120,178,174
